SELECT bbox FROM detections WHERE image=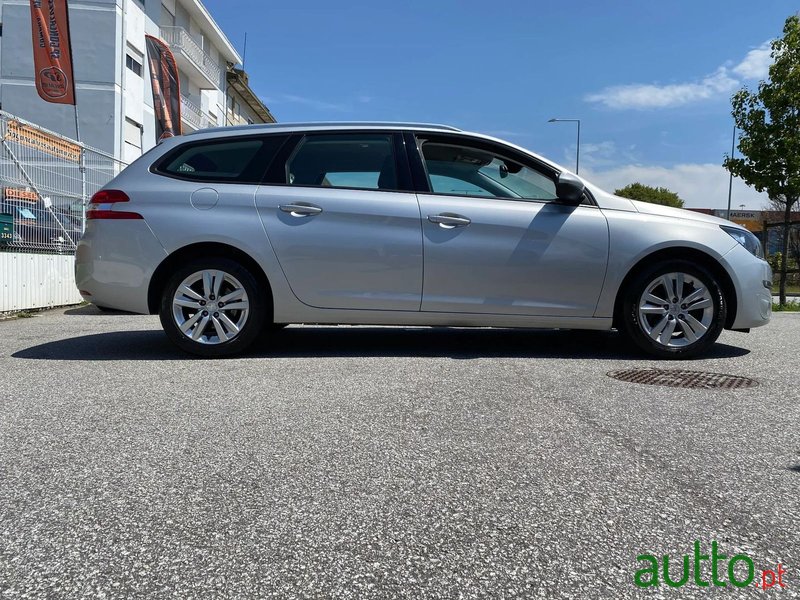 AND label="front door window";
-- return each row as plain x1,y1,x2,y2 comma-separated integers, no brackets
421,141,558,202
